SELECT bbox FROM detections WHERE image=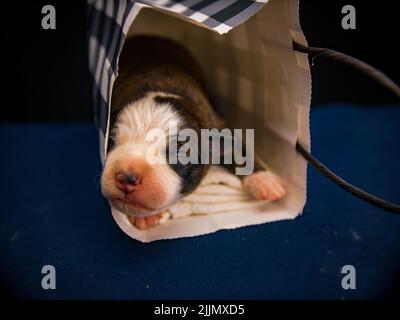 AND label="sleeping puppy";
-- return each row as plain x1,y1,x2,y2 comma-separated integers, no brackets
101,36,285,230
